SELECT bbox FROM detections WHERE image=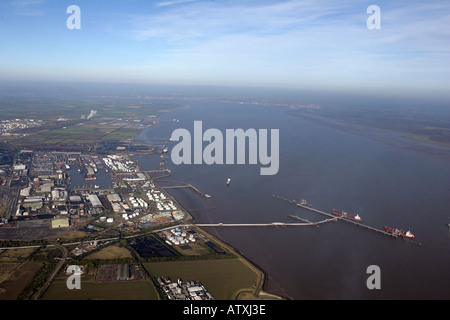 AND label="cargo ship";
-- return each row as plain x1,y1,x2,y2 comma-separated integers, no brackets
384,226,415,239
330,209,362,222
